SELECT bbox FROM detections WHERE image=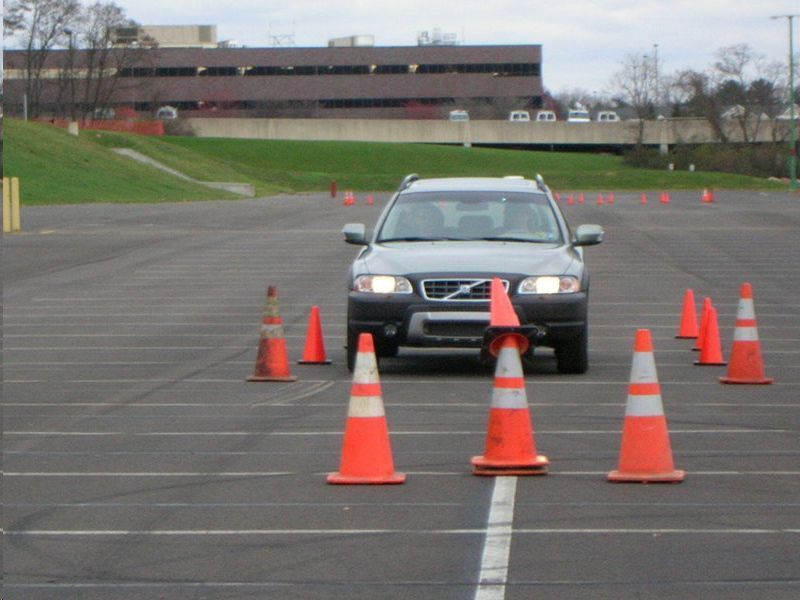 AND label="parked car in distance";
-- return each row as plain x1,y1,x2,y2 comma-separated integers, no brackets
343,174,604,373
508,110,531,122
156,105,178,120
535,110,557,122
597,110,620,122
567,108,591,122
448,109,470,121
